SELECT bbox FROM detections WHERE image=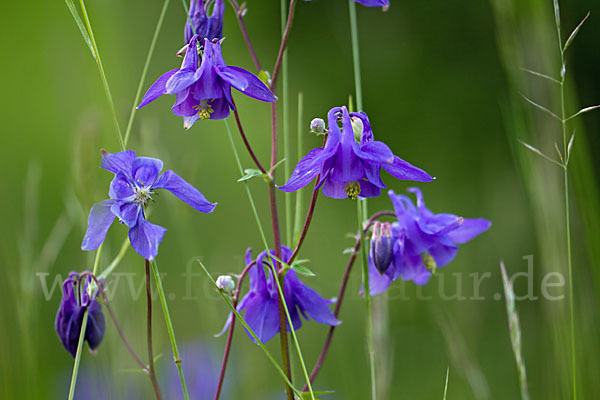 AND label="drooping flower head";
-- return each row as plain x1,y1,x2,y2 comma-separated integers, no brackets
185,0,225,43
138,36,277,129
81,150,216,261
368,188,491,294
223,247,341,343
279,106,433,199
55,272,105,357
